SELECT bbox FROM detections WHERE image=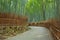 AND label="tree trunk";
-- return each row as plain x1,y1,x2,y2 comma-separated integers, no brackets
56,0,60,20
42,1,46,20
